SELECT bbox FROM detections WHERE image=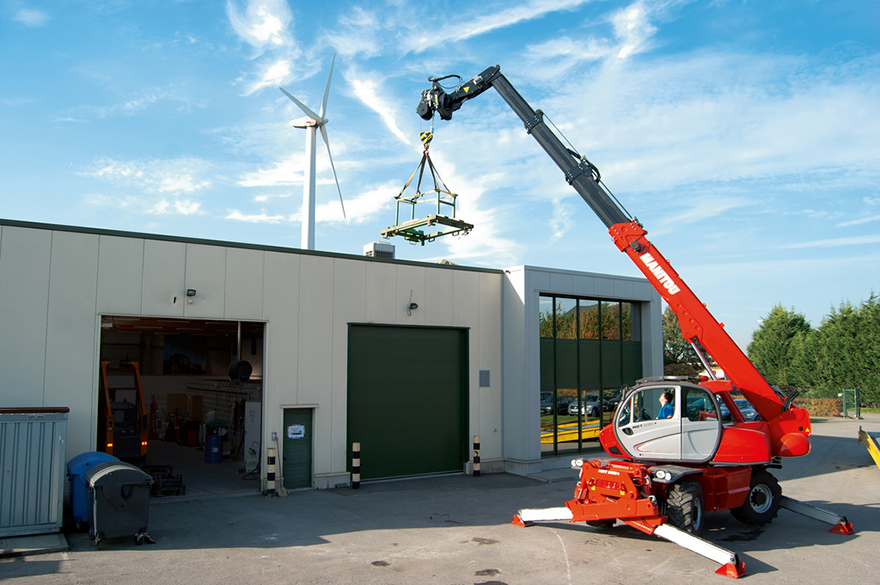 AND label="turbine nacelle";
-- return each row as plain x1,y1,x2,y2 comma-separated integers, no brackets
290,116,322,129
